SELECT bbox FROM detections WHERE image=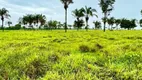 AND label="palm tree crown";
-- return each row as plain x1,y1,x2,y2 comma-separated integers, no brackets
81,6,97,31
0,8,10,31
